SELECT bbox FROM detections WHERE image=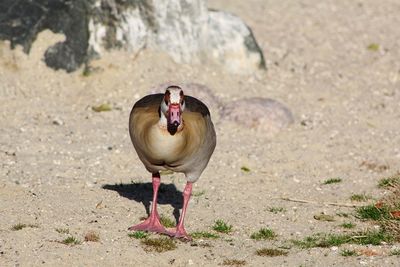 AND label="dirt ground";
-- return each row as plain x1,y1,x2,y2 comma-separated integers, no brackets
1,0,400,266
